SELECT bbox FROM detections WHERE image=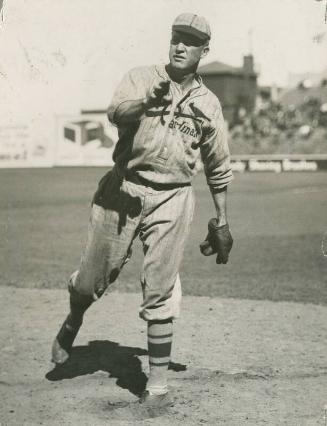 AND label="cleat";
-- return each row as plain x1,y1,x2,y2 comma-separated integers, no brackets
107,390,174,420
138,390,174,409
